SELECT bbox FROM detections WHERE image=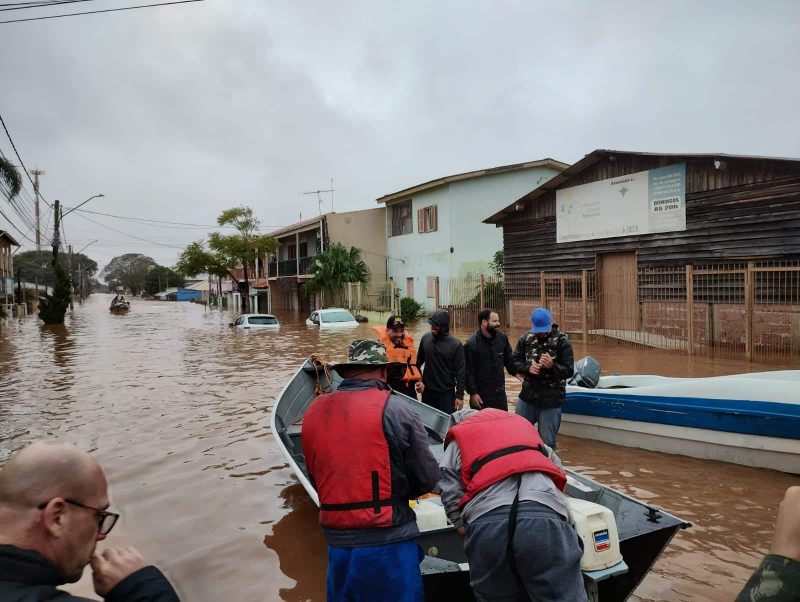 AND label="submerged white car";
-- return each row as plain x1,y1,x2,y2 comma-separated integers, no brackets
231,314,280,329
305,308,359,328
